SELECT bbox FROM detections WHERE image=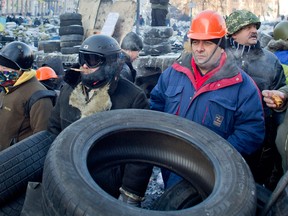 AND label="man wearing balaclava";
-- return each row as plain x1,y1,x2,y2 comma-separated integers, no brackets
0,41,53,151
